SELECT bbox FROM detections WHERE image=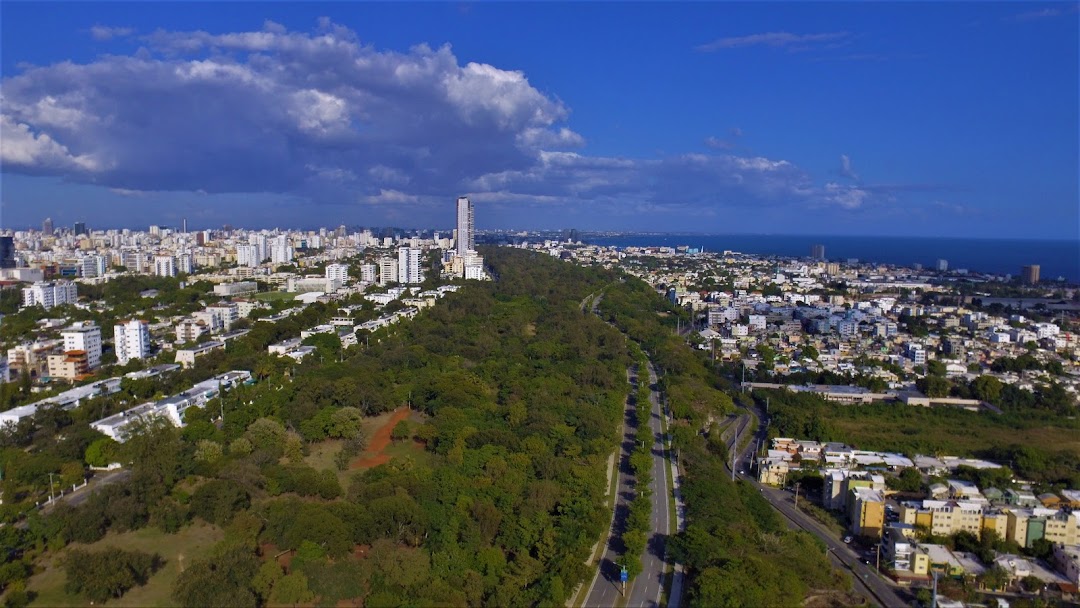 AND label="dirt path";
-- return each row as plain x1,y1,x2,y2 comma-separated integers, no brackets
349,407,411,470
